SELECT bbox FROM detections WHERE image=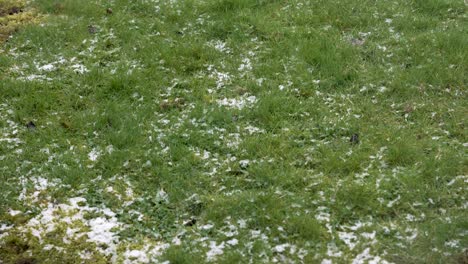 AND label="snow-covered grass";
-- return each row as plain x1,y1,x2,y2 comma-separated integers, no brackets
0,0,467,263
